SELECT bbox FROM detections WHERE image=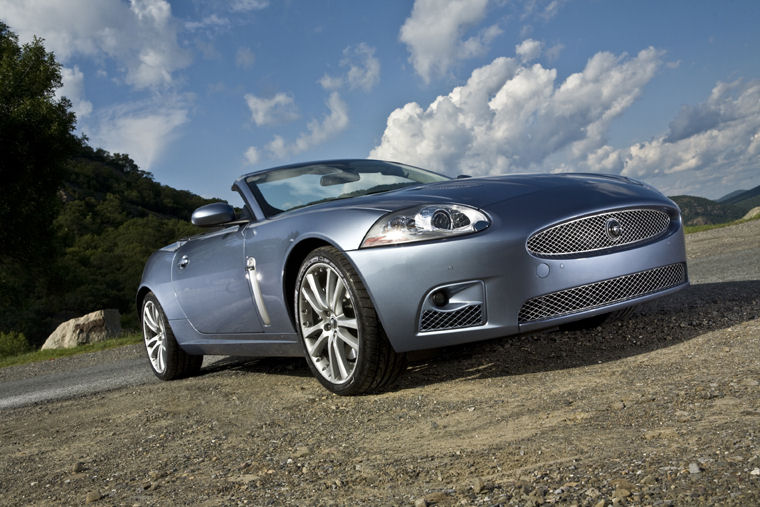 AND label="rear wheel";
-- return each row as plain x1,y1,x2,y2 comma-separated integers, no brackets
142,292,202,380
295,247,405,395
